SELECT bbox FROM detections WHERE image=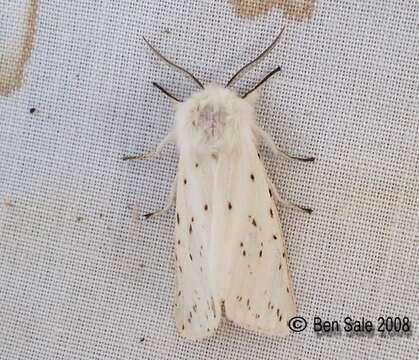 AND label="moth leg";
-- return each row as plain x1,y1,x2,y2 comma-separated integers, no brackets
122,131,176,161
267,177,312,214
144,176,177,219
253,126,314,162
